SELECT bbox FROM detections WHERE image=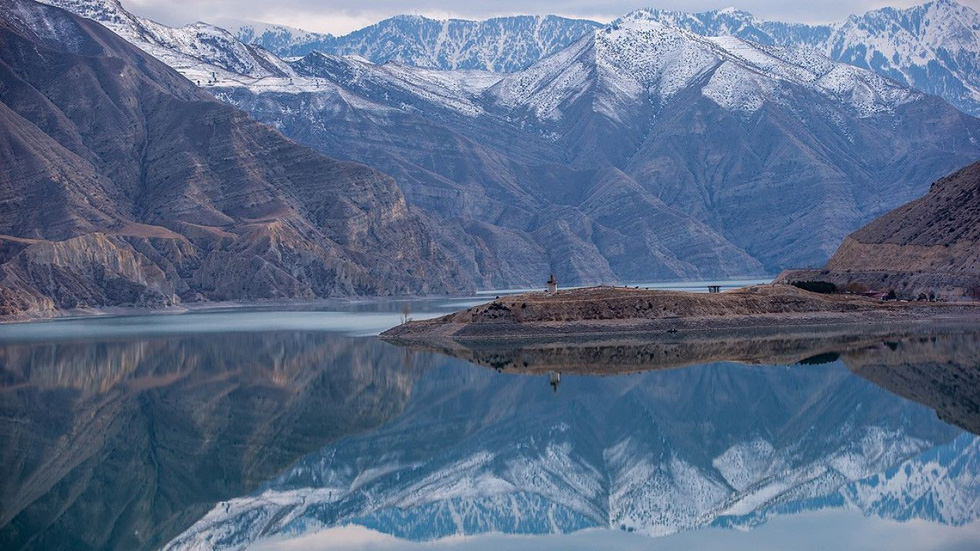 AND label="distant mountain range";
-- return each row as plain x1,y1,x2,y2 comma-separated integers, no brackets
6,0,980,306
228,1,980,118
231,15,603,73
